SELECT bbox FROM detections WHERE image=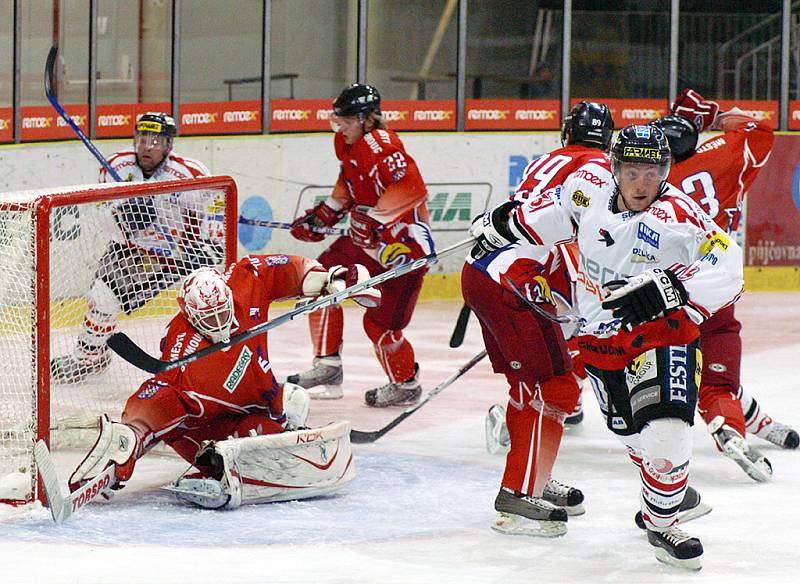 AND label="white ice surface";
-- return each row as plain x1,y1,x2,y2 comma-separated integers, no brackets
1,294,799,584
